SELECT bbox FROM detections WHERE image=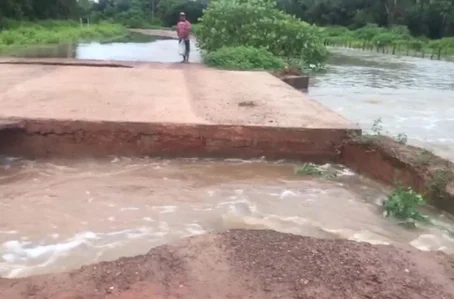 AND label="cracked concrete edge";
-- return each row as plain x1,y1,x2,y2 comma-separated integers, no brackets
0,118,25,130
0,117,358,162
